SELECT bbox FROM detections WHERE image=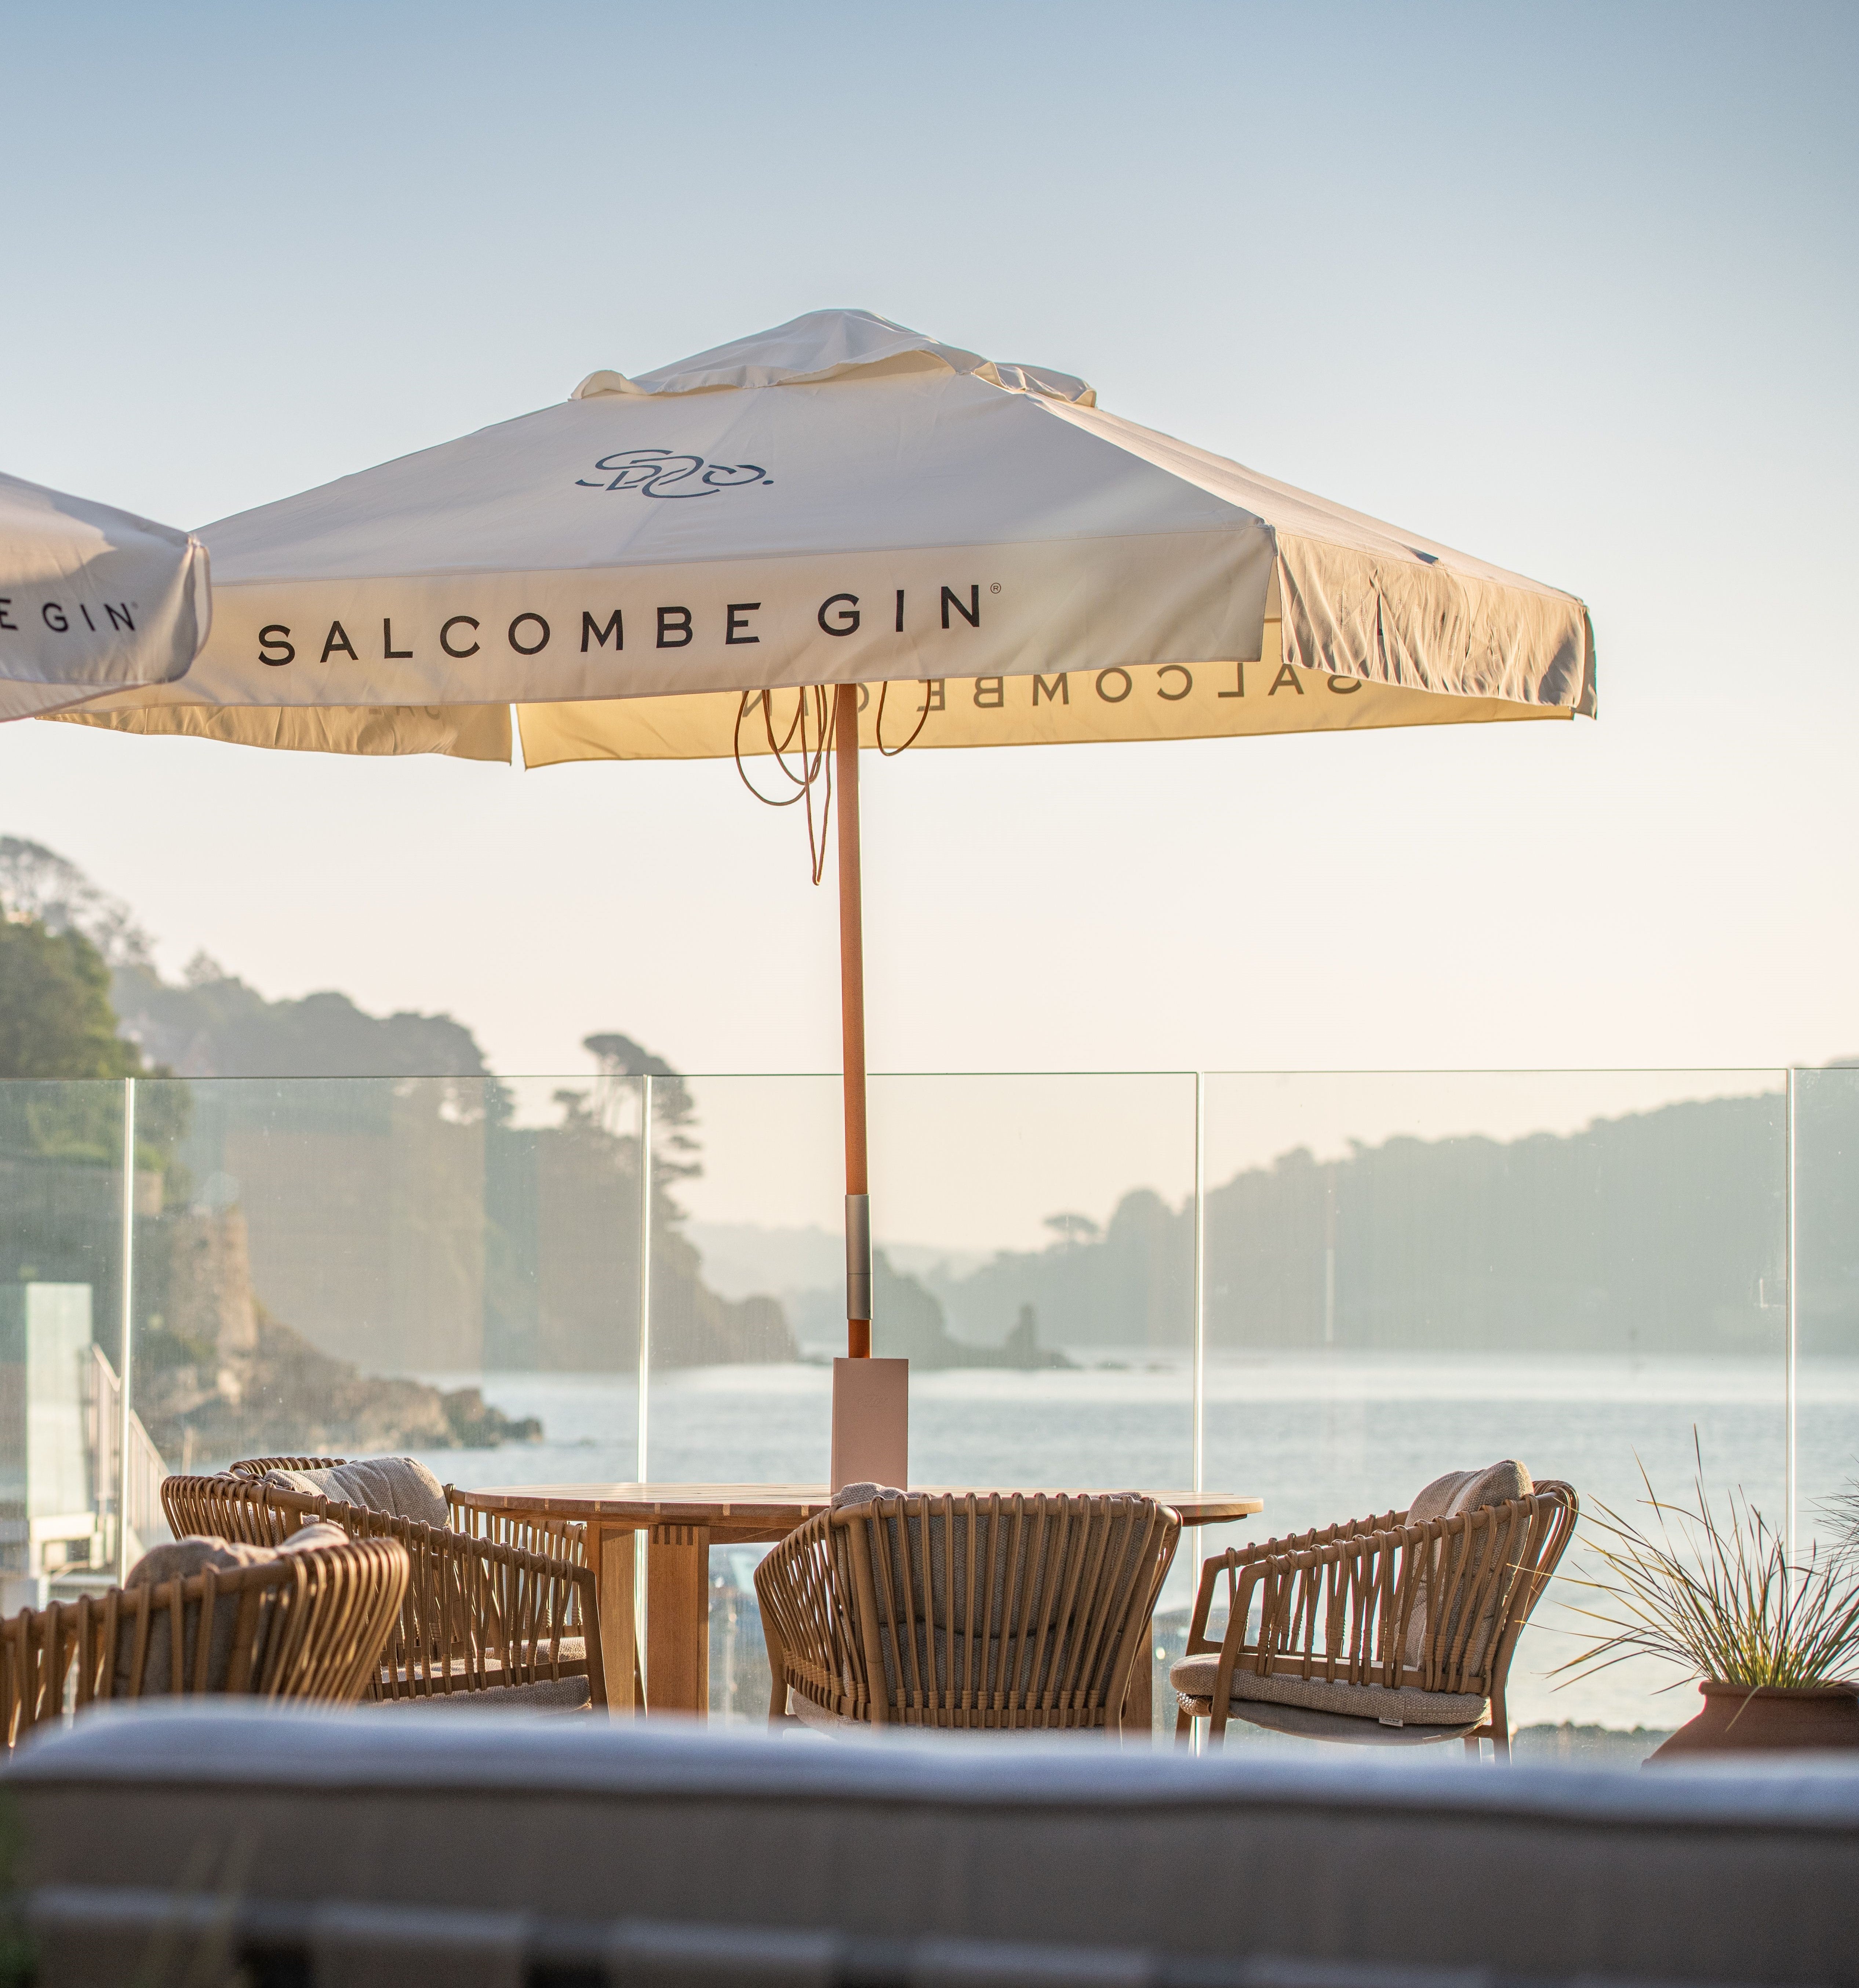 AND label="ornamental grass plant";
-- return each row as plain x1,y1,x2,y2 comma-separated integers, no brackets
1823,1473,1859,1560
1555,1435,1859,1696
